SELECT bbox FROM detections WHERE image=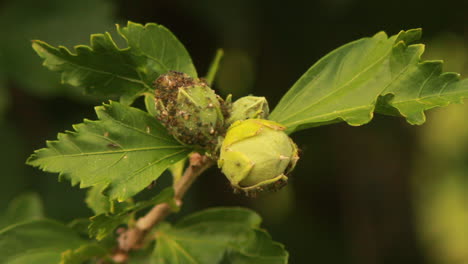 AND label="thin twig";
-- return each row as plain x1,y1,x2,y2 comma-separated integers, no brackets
112,153,214,262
